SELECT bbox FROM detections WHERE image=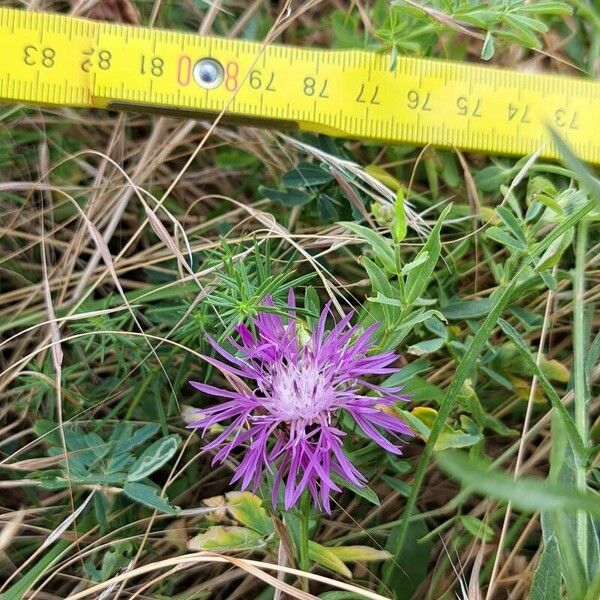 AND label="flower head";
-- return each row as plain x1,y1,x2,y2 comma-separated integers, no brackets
188,291,412,513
